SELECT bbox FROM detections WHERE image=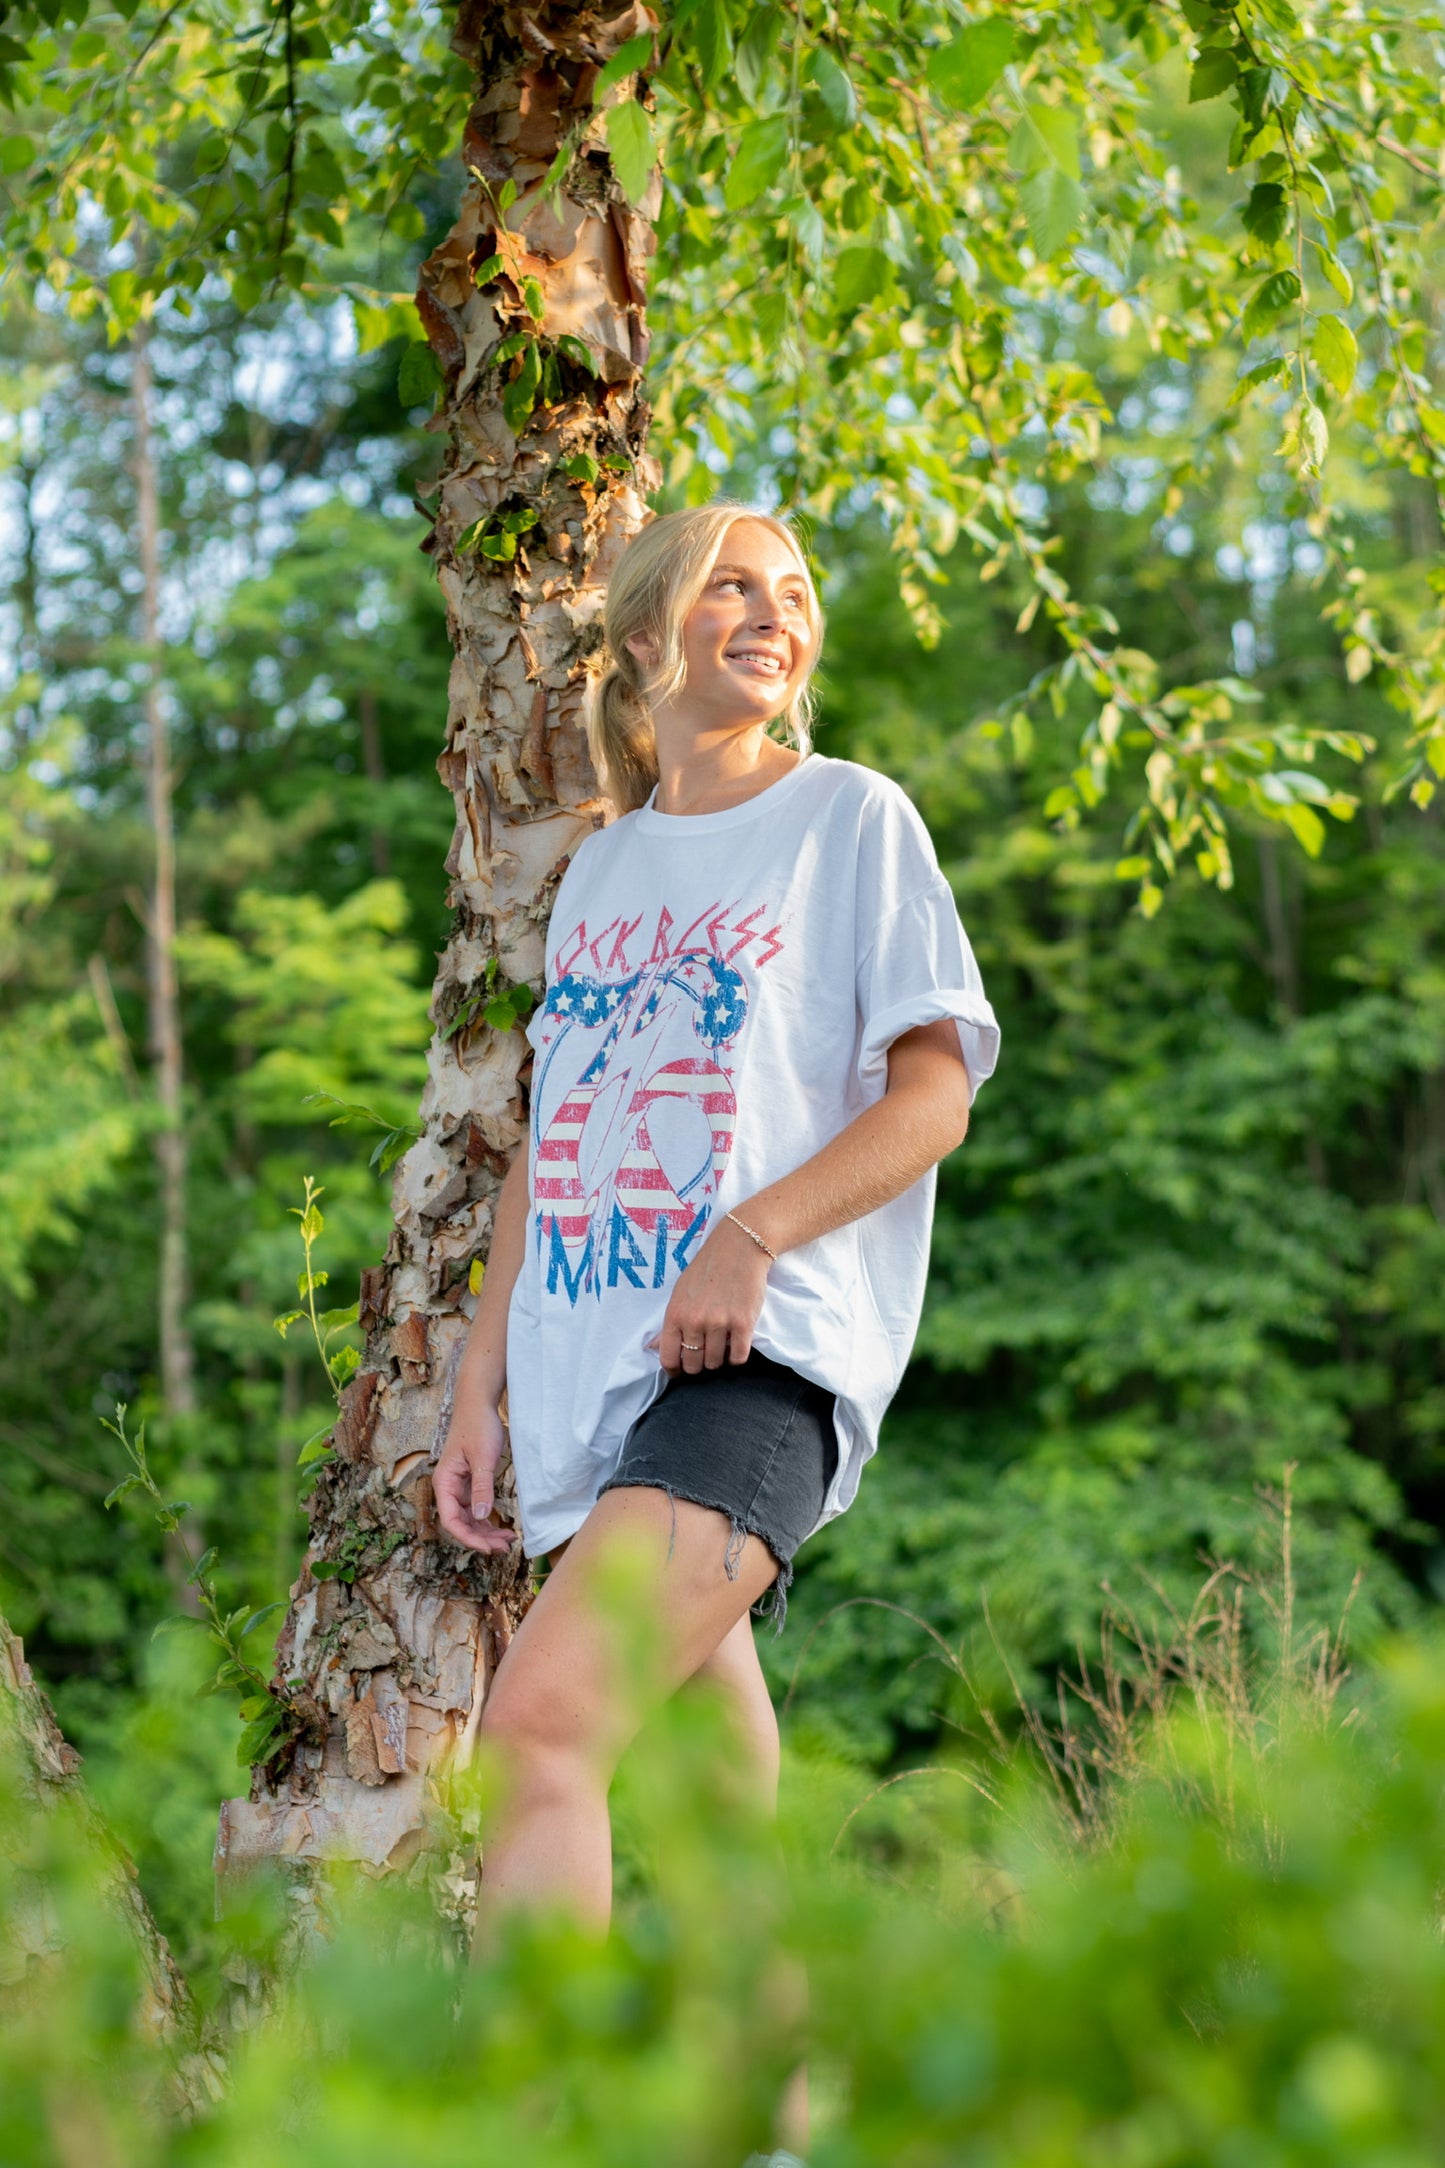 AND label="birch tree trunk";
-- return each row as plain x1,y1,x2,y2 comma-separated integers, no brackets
217,0,660,1917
